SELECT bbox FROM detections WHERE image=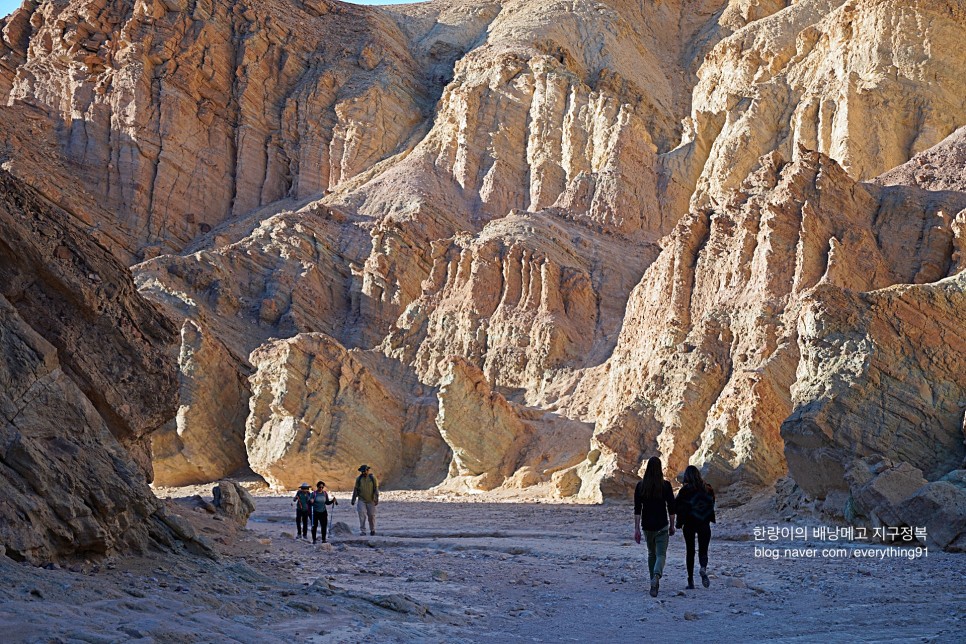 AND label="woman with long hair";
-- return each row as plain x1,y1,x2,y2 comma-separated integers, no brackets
634,456,676,597
674,465,716,589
